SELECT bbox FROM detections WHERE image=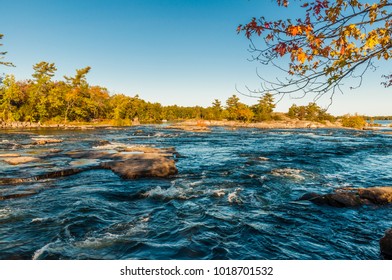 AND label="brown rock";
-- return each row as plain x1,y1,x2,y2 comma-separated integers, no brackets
0,191,39,200
0,153,20,157
100,154,177,179
1,145,178,189
33,138,63,145
300,192,363,207
0,167,98,185
380,229,392,260
300,186,392,207
2,156,40,165
166,125,211,132
123,146,164,154
357,187,392,205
